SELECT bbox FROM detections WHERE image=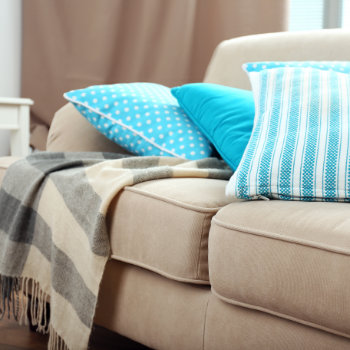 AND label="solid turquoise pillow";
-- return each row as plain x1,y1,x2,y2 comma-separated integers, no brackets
171,83,255,170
